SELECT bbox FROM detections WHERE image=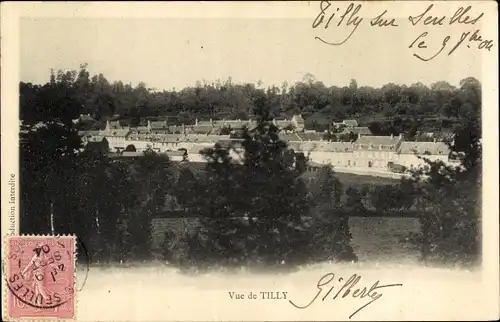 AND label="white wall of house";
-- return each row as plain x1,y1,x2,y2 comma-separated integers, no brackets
105,136,127,152
168,155,185,162
352,150,399,168
308,151,353,167
124,139,151,152
187,153,207,163
87,131,458,173
397,154,449,168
